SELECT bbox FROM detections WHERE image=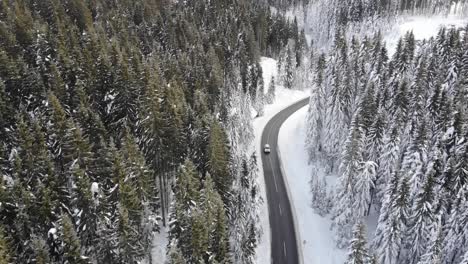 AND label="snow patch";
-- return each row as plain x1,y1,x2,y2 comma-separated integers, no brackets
384,15,468,55
259,57,277,94
48,228,58,240
91,182,99,195
143,226,169,264
91,182,100,205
